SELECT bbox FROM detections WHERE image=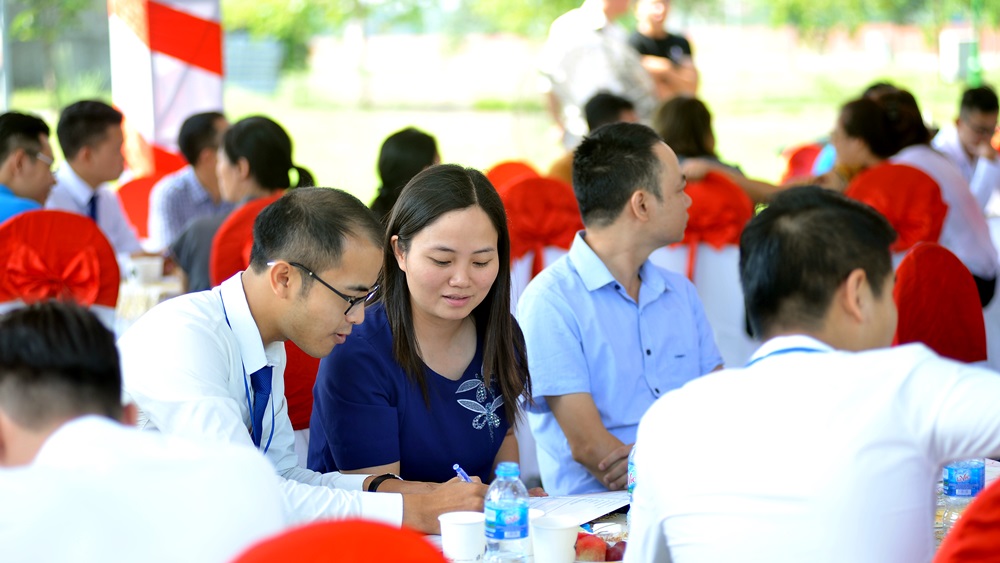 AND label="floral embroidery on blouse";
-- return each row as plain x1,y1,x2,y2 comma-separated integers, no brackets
456,372,503,441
